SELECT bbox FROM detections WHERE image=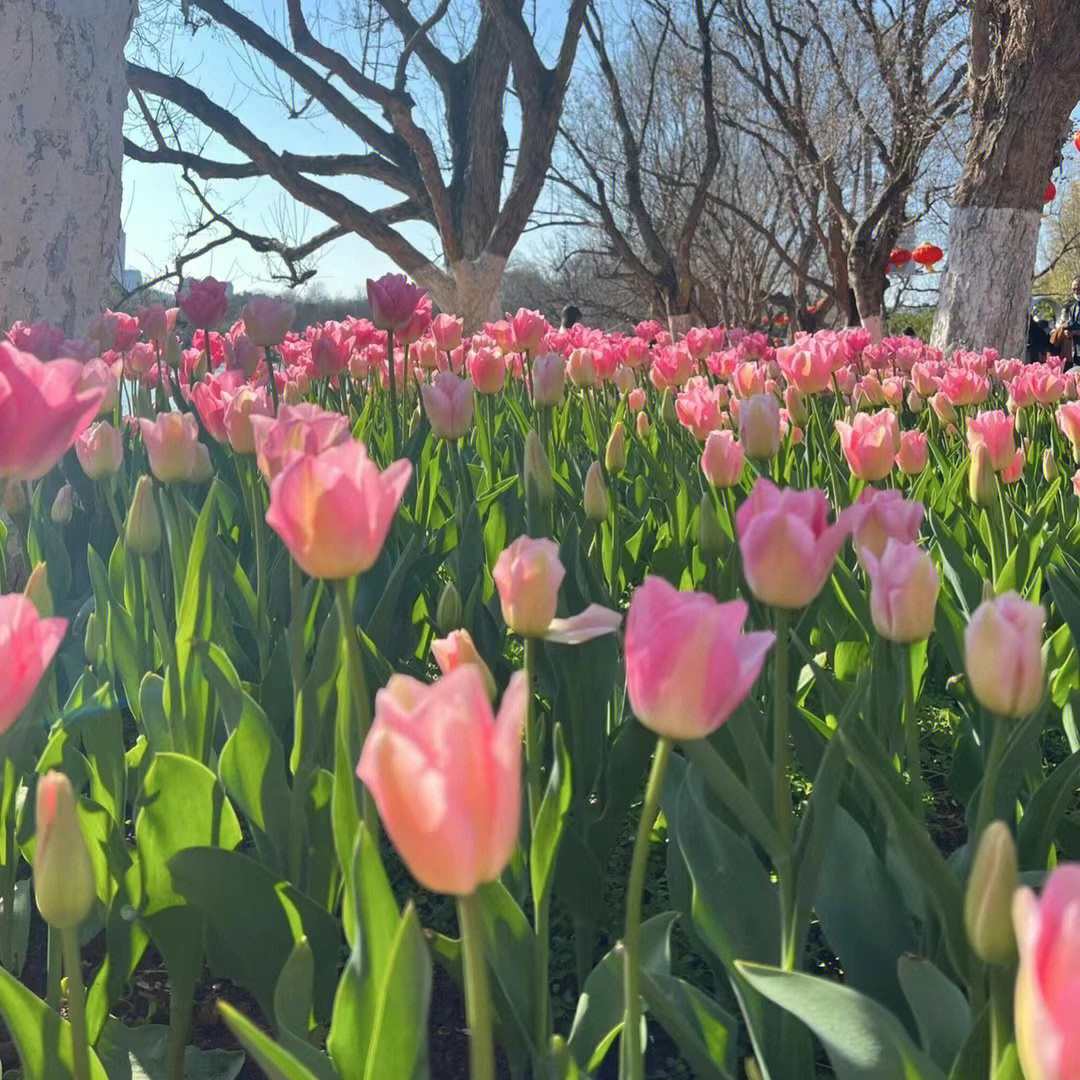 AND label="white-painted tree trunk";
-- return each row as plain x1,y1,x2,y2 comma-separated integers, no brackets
931,206,1041,360
416,253,507,333
0,0,135,335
